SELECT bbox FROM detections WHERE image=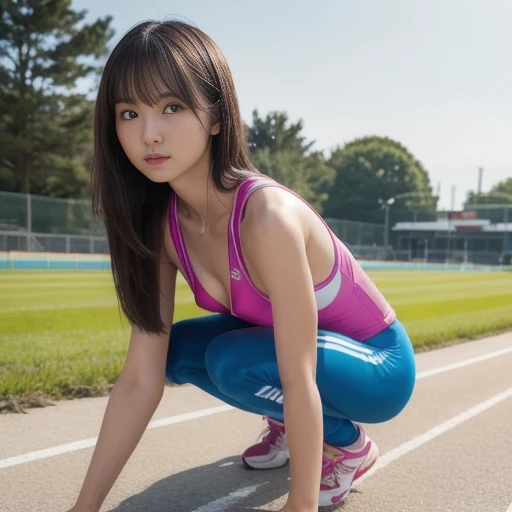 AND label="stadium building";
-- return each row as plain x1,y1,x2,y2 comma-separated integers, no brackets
392,209,511,265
